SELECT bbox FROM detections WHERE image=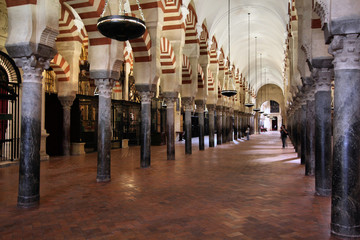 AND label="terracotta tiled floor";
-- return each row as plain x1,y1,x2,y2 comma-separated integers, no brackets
0,132,344,239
